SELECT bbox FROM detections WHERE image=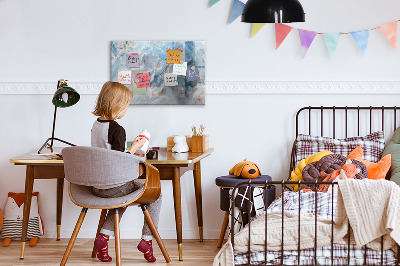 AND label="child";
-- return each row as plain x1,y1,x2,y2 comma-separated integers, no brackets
91,81,162,263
